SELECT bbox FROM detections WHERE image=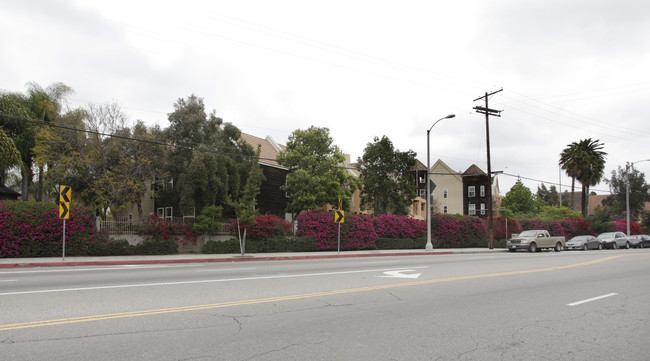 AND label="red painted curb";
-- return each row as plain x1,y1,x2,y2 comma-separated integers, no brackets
0,251,455,268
